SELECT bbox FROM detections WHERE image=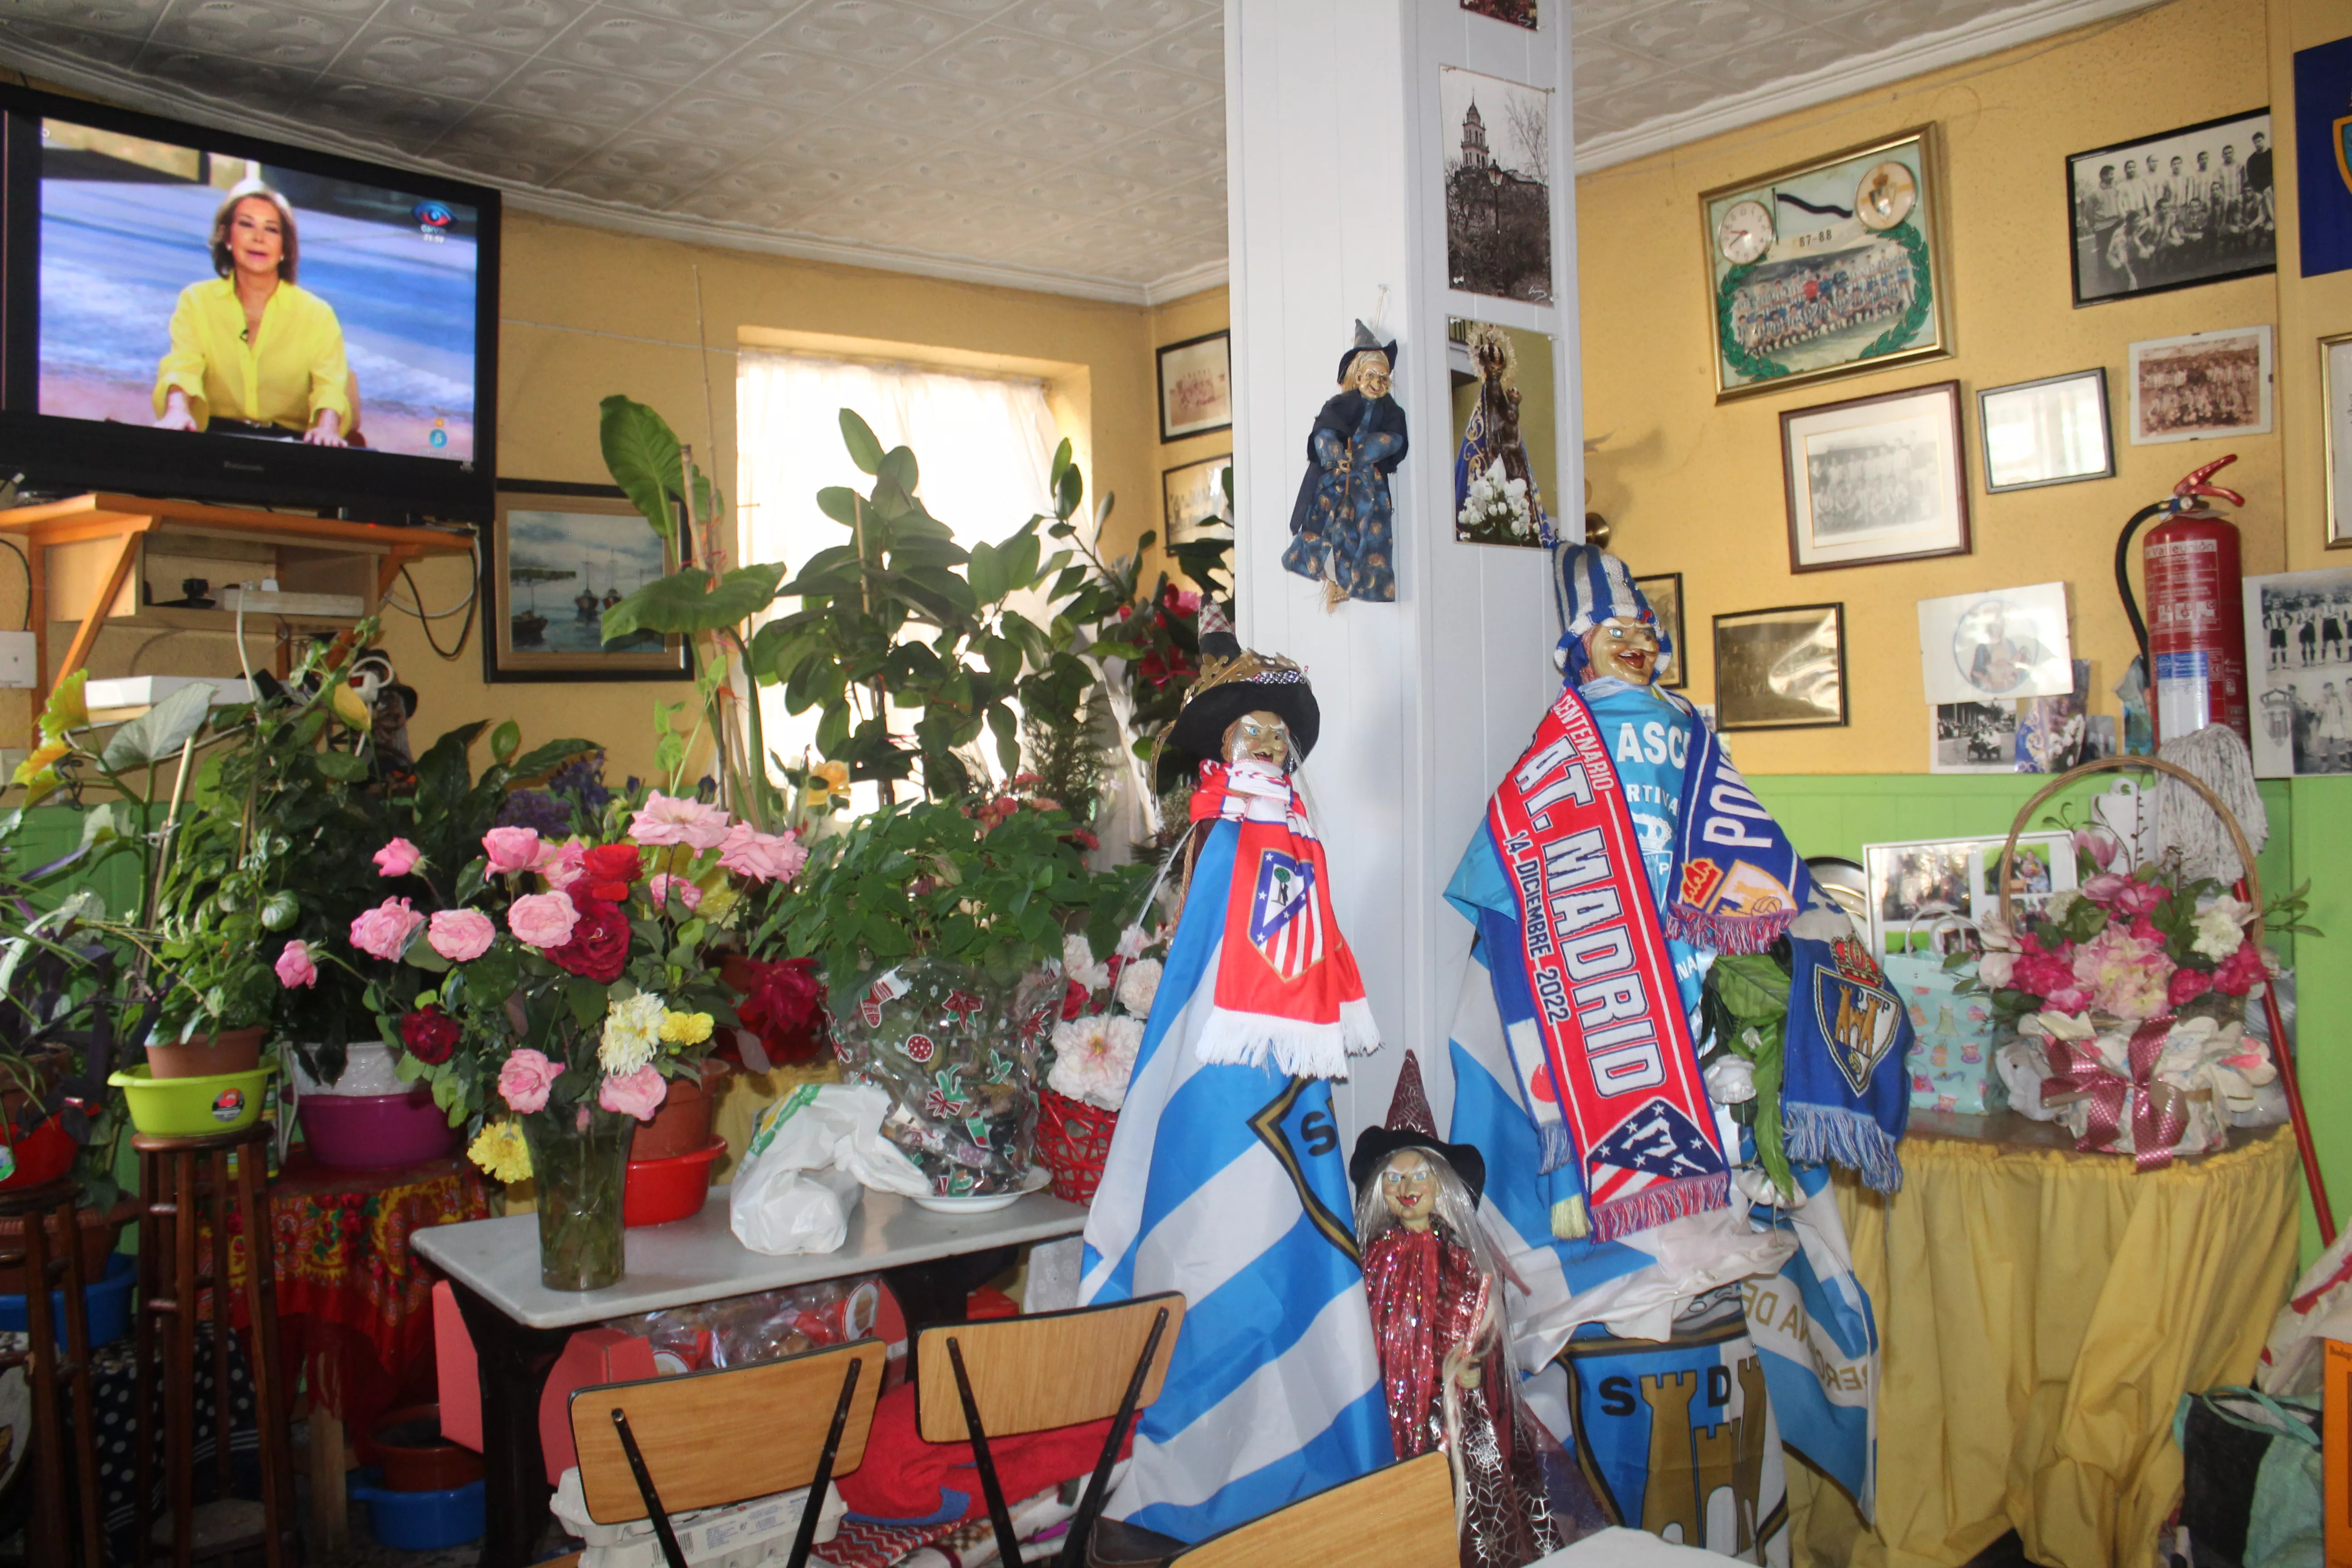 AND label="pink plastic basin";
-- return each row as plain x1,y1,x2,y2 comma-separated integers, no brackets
299,1085,462,1171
